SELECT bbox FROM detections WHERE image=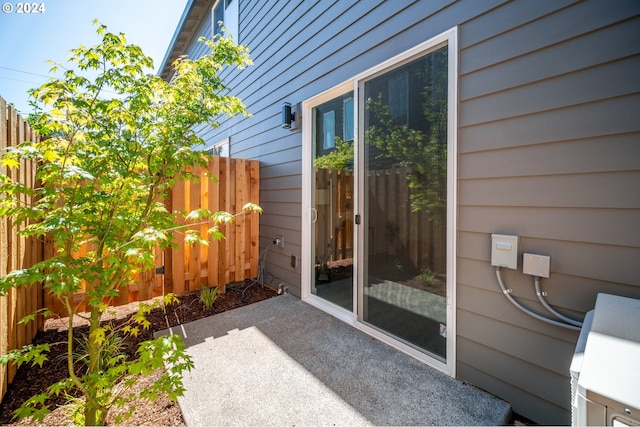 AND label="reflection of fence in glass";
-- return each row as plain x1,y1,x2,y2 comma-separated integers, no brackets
364,45,448,218
314,168,354,266
313,166,446,276
367,167,447,277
